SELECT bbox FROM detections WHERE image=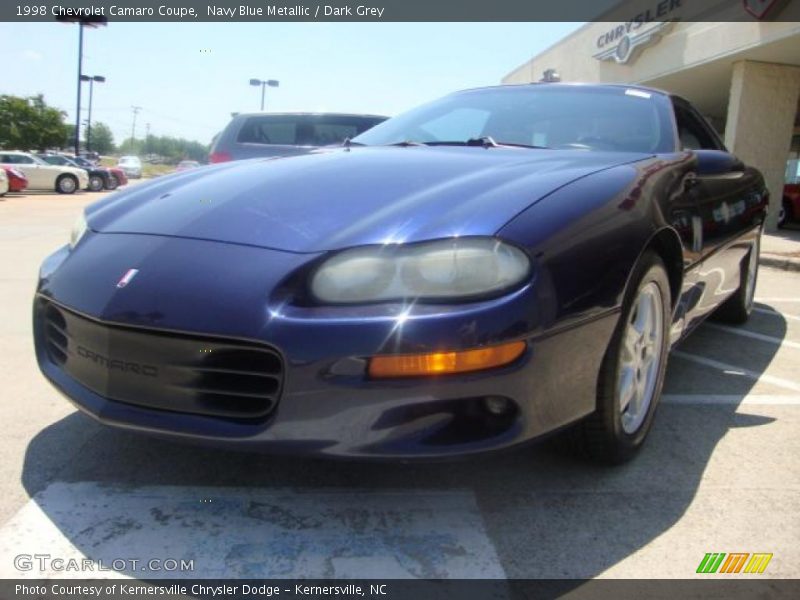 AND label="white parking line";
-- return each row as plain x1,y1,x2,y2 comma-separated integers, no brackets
700,322,800,350
663,394,800,405
753,307,800,322
0,483,505,579
671,350,800,393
